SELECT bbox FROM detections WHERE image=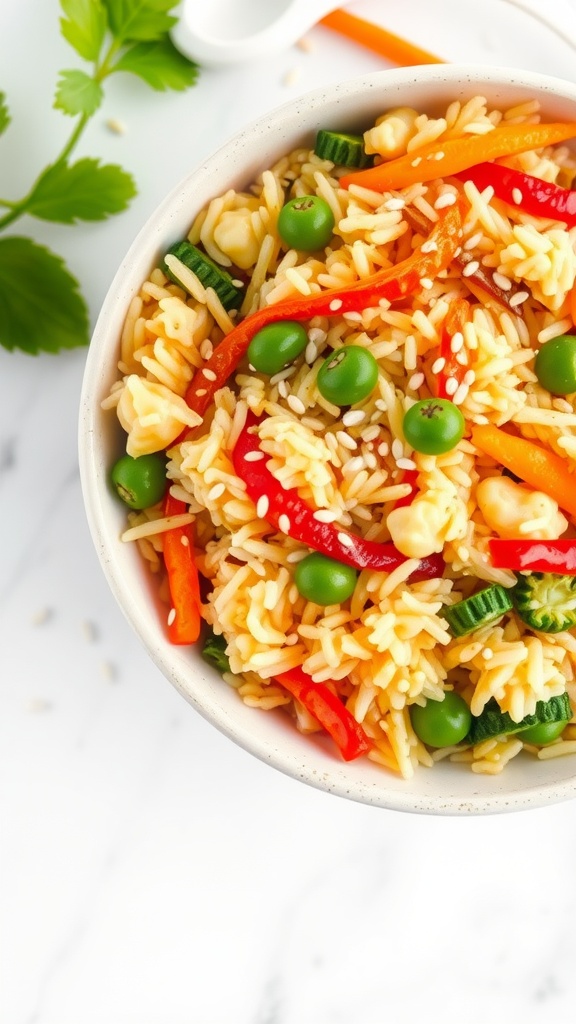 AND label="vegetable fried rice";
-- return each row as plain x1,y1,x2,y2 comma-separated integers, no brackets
103,93,576,779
